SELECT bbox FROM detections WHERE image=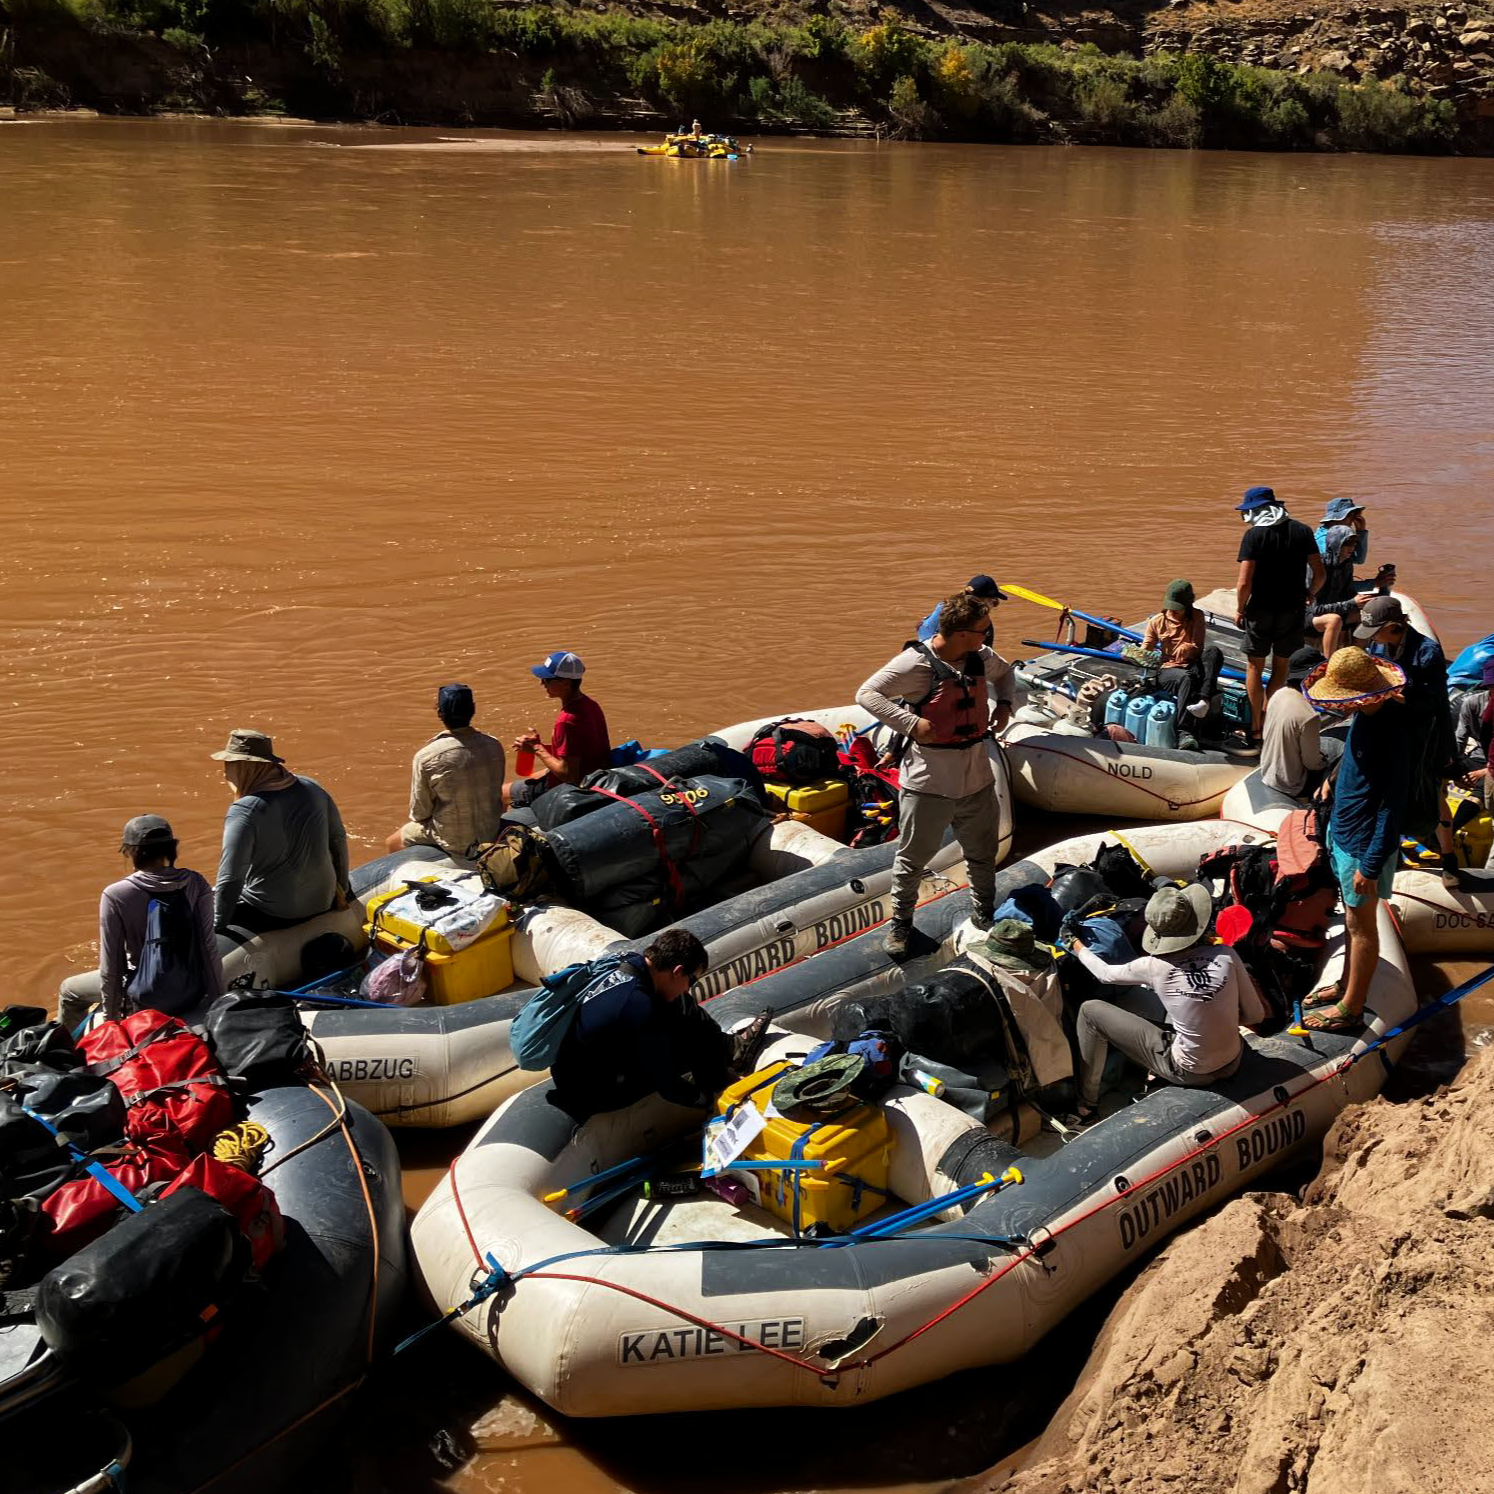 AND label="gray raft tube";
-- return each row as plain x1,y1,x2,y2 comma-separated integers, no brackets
1,1085,407,1493
411,815,1415,1418
286,708,1015,1128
